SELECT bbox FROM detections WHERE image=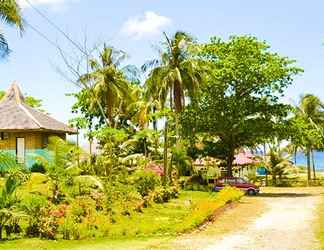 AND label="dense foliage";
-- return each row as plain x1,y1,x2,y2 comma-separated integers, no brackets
0,0,23,58
181,36,302,176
